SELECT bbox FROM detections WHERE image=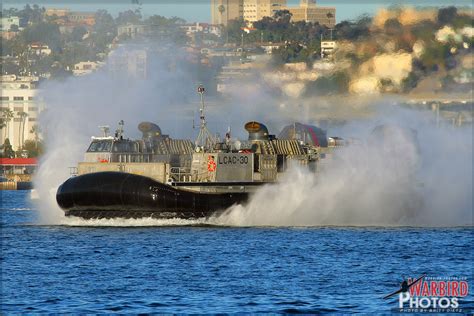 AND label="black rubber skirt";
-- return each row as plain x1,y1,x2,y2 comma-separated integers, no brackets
56,172,249,219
